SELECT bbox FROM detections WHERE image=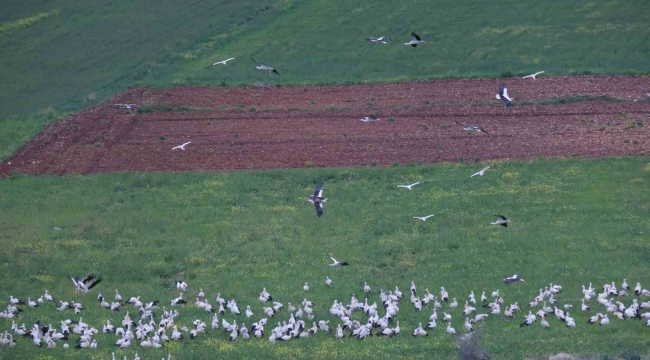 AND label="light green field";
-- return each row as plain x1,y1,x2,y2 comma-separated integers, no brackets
1,0,649,160
1,158,649,359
